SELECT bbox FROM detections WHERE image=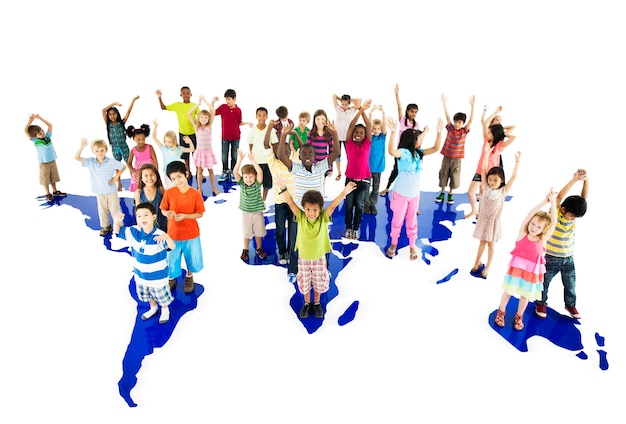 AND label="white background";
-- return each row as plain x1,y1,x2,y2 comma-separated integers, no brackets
2,1,624,422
